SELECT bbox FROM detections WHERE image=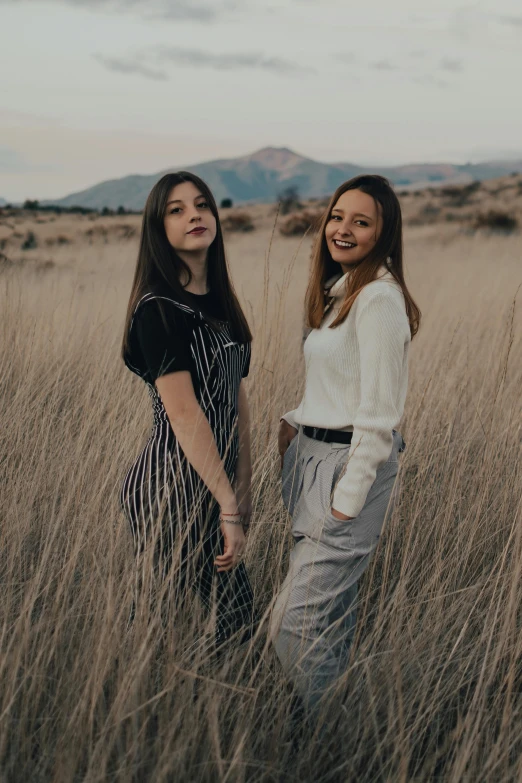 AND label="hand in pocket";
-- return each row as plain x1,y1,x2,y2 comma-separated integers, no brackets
331,507,354,521
278,419,298,470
